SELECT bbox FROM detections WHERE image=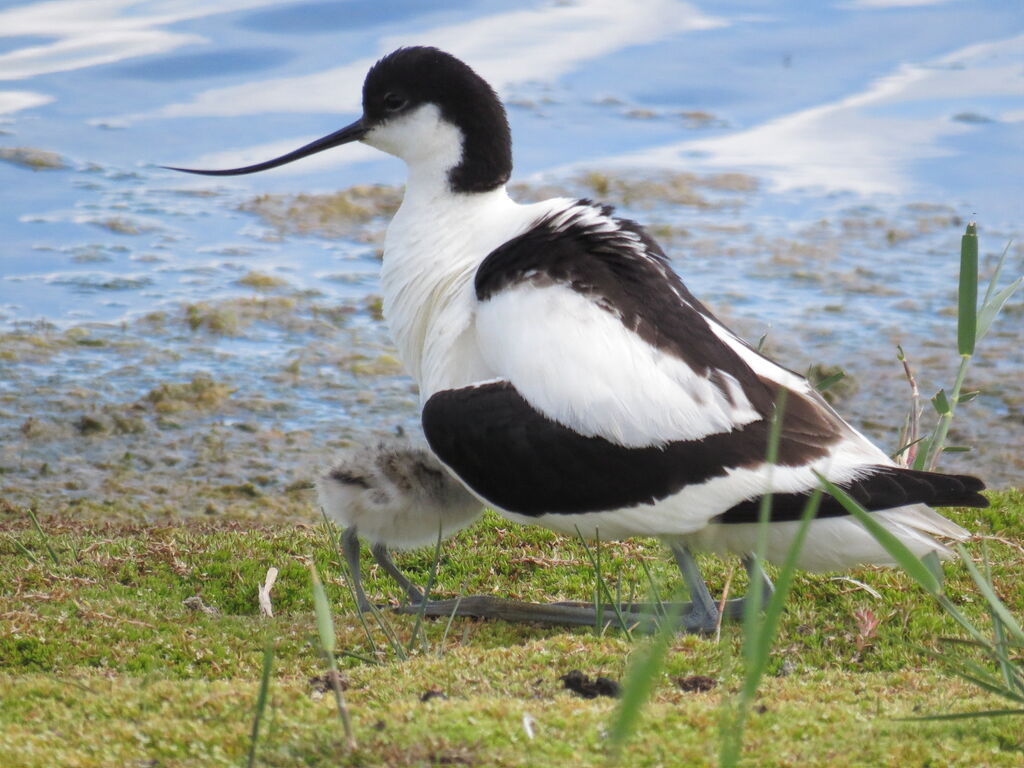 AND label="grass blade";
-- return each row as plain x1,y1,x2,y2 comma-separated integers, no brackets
594,527,603,633
920,649,1019,695
933,595,994,648
745,489,822,698
814,370,845,393
438,596,463,657
955,543,1024,643
816,476,940,595
319,510,412,663
365,601,408,663
719,390,792,768
980,239,1011,308
892,436,927,460
310,564,355,748
721,490,821,768
932,664,1023,702
246,642,275,768
319,511,378,658
608,592,686,758
921,550,944,591
907,708,1024,721
983,544,1024,695
310,565,337,657
409,525,444,655
742,389,787,655
26,507,59,565
6,533,39,564
575,526,633,639
639,558,667,618
977,238,1017,341
977,276,1023,342
922,355,970,471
